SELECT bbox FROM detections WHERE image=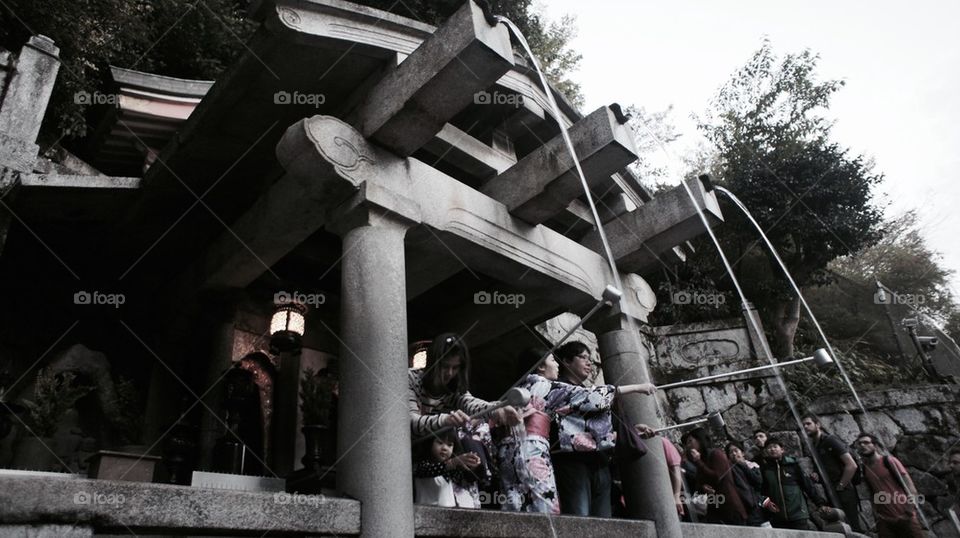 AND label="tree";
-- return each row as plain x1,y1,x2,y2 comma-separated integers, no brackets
805,211,960,357
0,0,582,144
685,41,884,357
